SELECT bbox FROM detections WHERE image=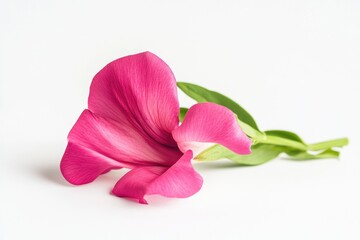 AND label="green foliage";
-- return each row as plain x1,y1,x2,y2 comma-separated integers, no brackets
177,82,348,165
